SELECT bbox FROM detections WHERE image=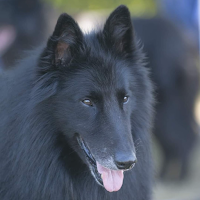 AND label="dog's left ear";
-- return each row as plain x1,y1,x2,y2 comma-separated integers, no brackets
103,5,134,56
